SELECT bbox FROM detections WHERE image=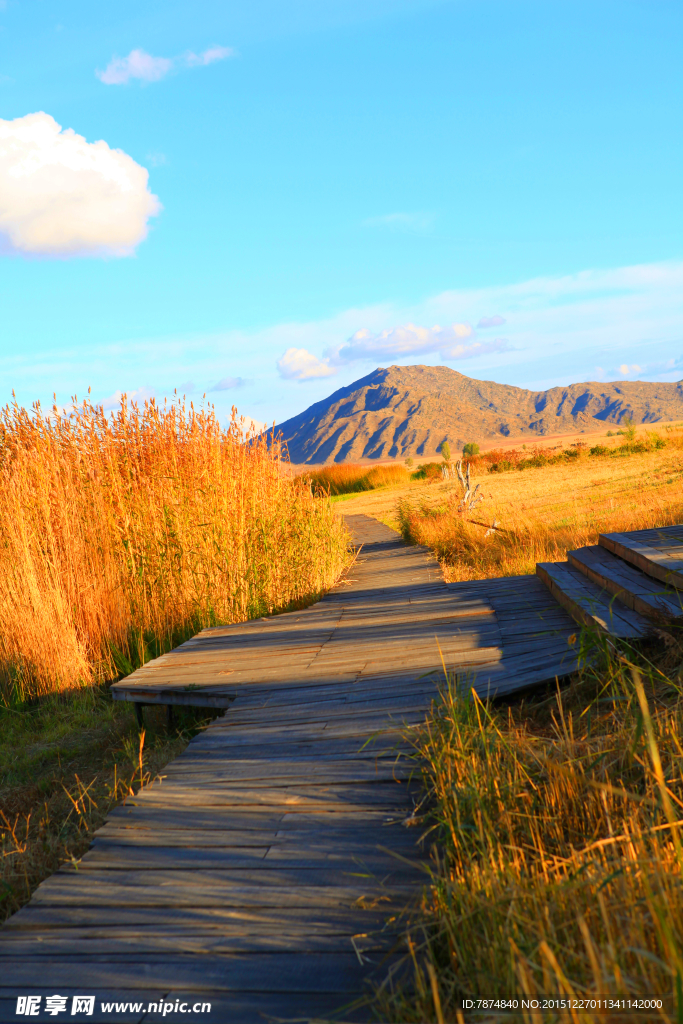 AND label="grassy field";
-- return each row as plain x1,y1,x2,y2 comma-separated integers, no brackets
0,394,350,921
335,425,683,1022
339,425,683,581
